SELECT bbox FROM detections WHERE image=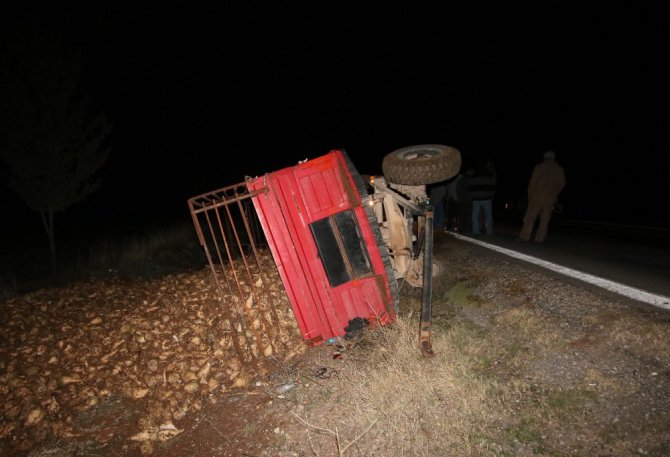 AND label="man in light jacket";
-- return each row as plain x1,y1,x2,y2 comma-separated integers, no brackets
519,150,566,243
